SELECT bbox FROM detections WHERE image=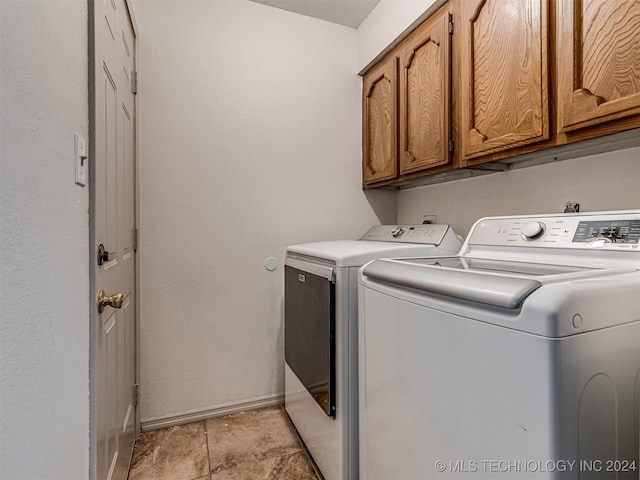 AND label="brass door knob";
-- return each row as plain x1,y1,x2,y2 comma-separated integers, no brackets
97,290,123,313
